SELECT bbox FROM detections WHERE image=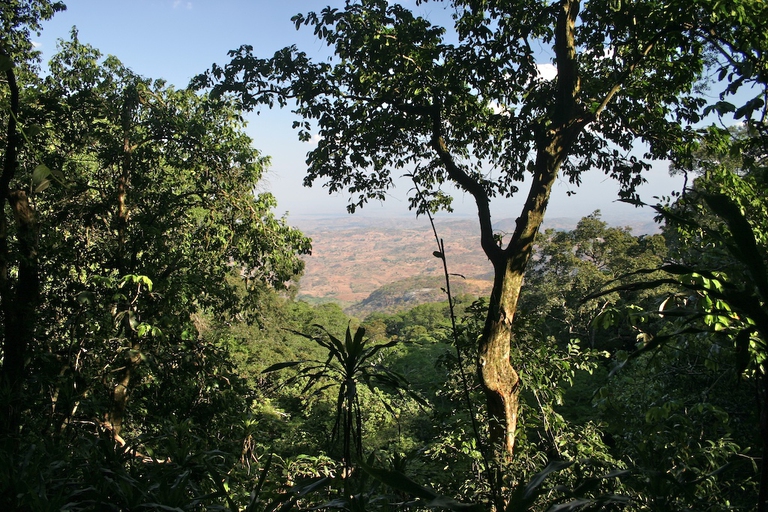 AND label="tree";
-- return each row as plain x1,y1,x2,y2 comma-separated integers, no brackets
0,0,65,438
264,324,424,501
595,319,758,510
586,1,768,499
615,151,768,508
518,211,667,353
195,0,755,462
583,77,768,507
3,33,311,442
